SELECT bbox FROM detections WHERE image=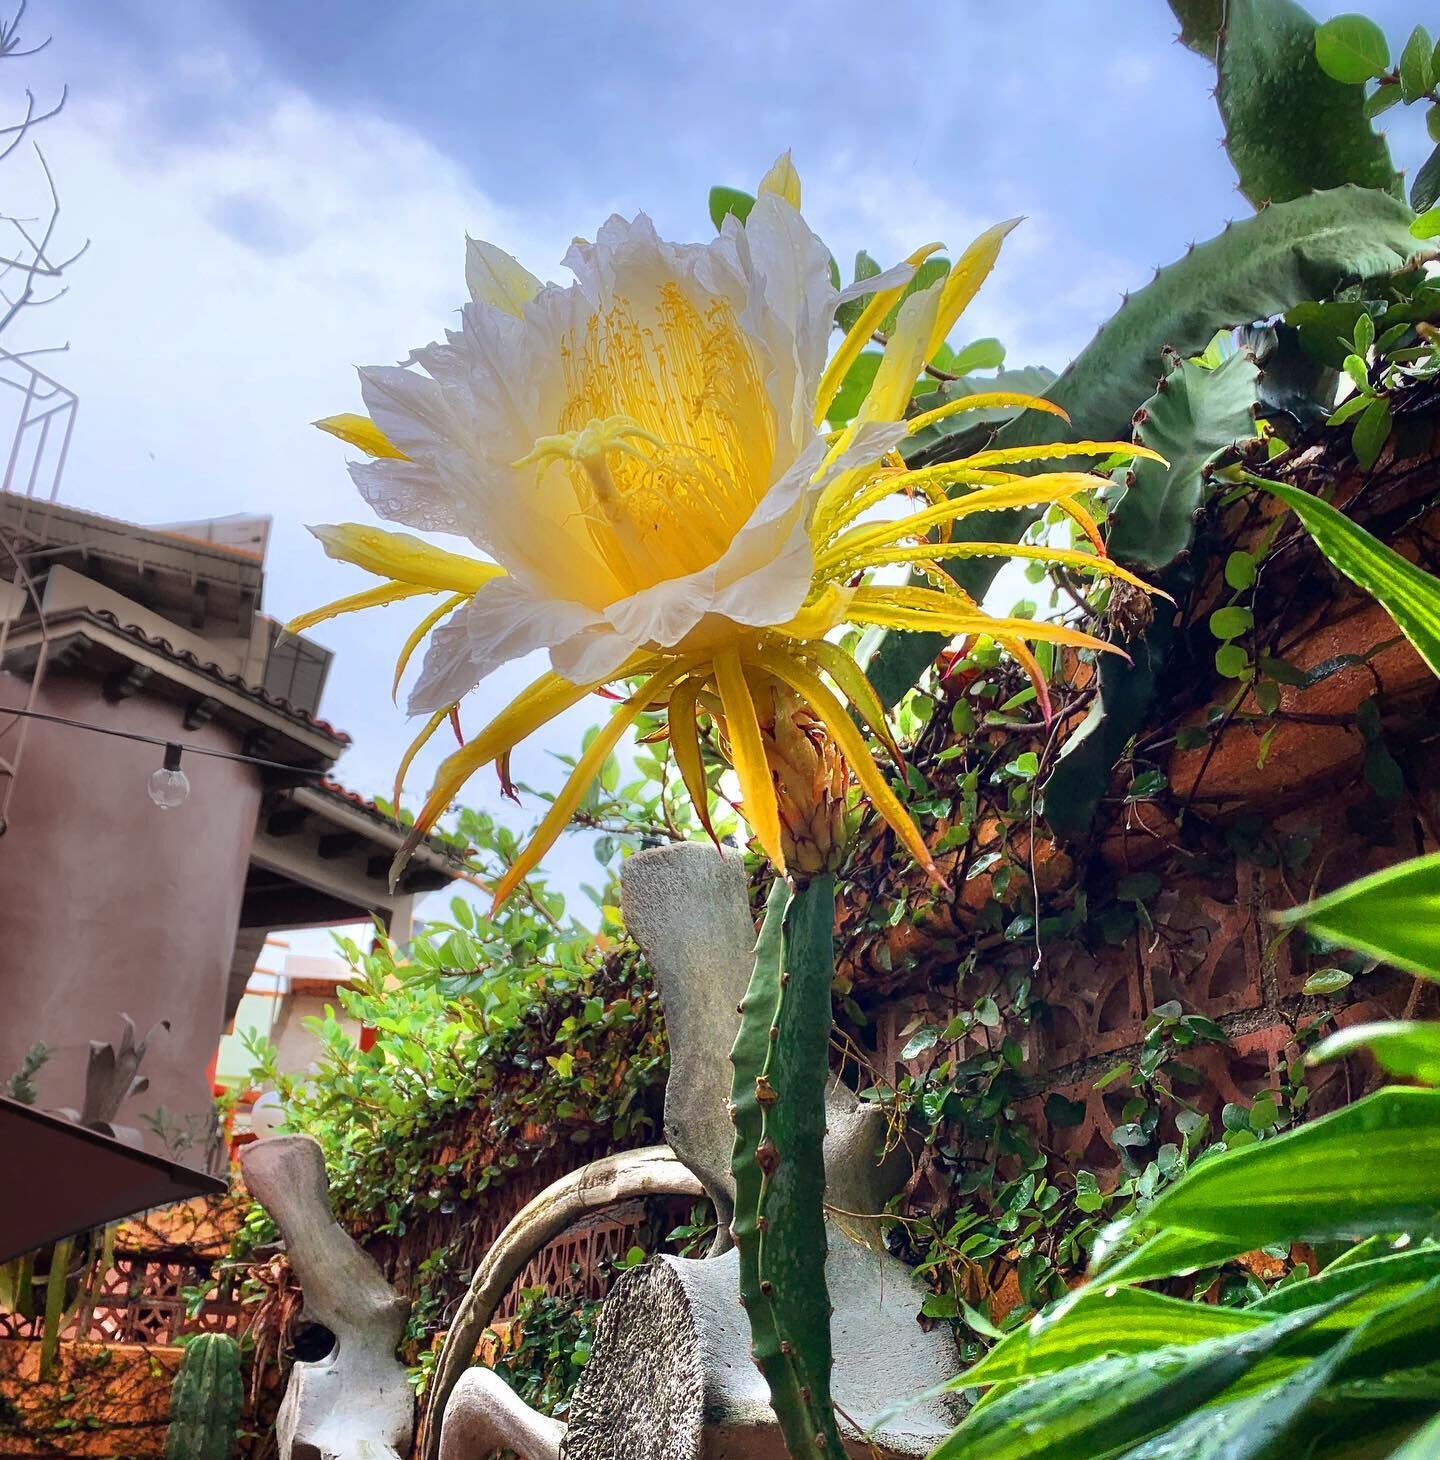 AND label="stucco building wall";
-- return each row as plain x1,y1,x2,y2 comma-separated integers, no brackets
0,669,260,1162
